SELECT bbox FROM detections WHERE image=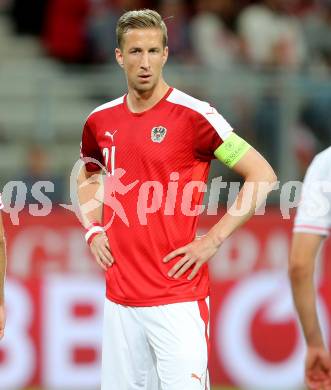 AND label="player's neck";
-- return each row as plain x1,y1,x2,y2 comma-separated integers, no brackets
127,80,169,113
